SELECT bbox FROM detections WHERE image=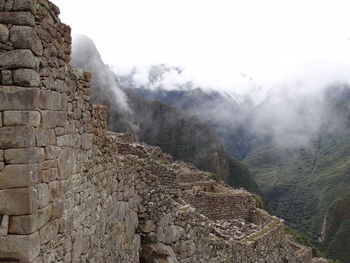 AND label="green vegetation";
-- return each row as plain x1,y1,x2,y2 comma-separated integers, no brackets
244,86,350,262
207,173,220,182
252,194,265,209
285,226,324,258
